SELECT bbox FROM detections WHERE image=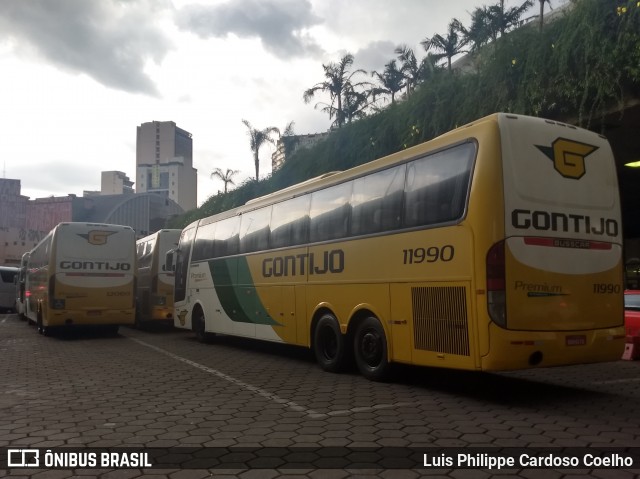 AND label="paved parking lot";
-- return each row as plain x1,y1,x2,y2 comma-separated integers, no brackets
1,312,640,478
